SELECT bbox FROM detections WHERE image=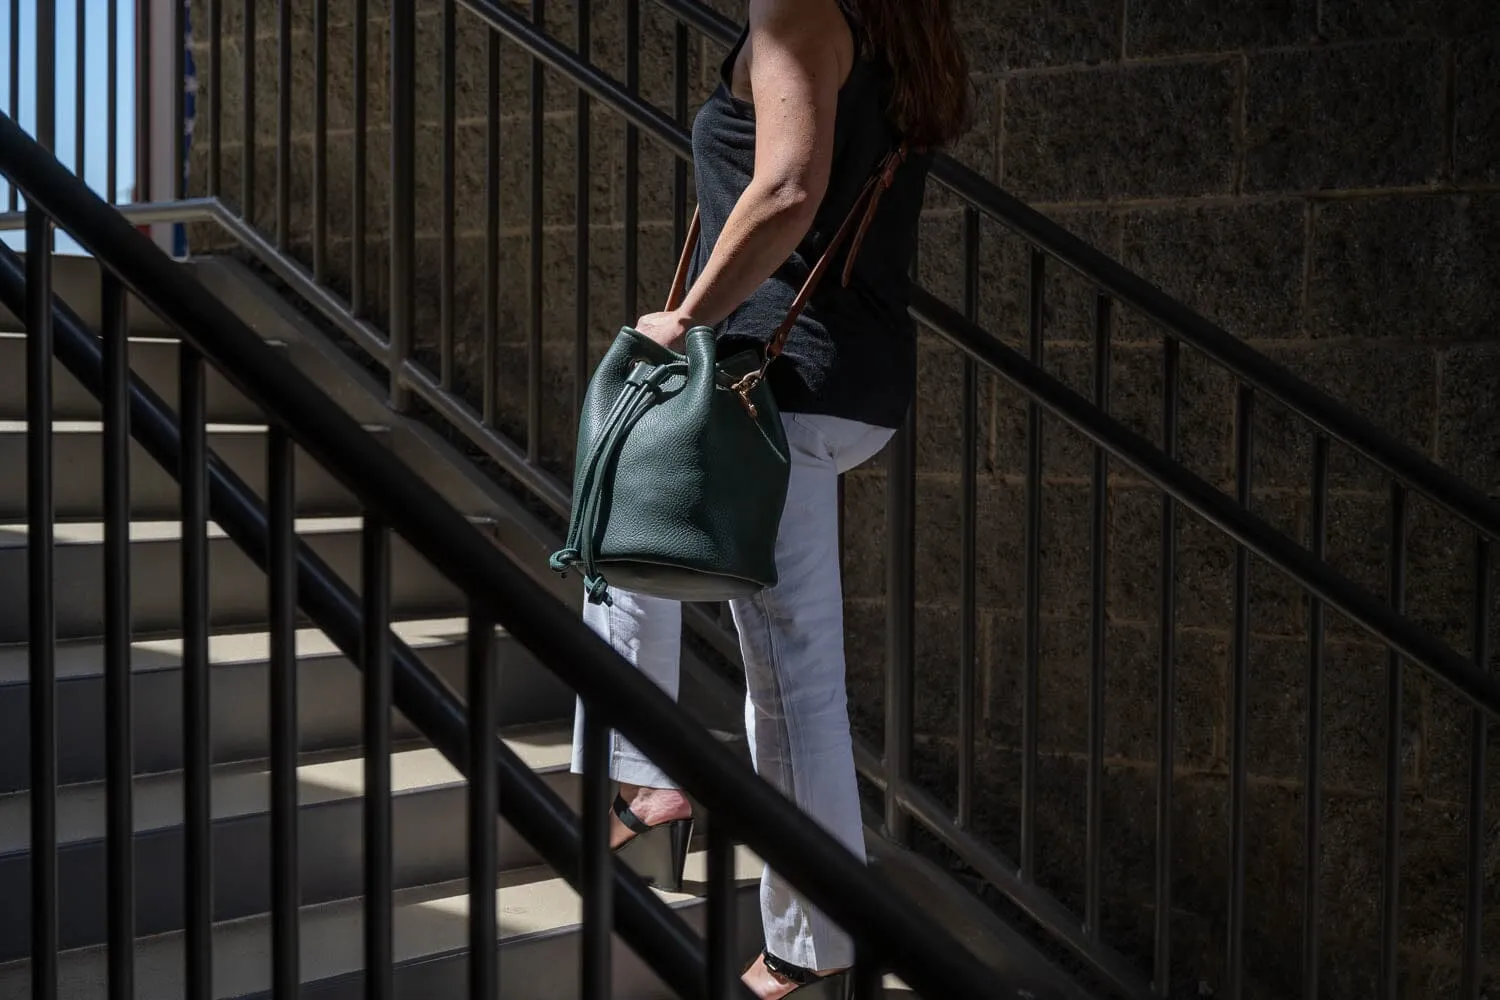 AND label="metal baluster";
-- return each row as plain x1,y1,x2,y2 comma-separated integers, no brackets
26,209,57,1000
181,344,212,1000
7,0,18,210
884,405,916,844
1021,248,1045,881
851,946,882,1000
1153,334,1179,997
312,0,329,281
74,0,84,179
958,208,979,828
483,29,500,426
207,0,219,197
623,0,639,323
101,271,134,1000
389,3,415,411
363,516,394,1000
440,0,456,390
350,0,367,315
1086,292,1112,940
1379,482,1407,1000
707,820,736,998
527,0,545,463
276,0,291,245
671,19,688,252
106,0,119,202
1461,537,1491,1000
38,0,56,151
573,6,592,425
580,706,612,1000
469,610,498,998
1226,384,1253,1000
269,428,299,999
241,0,254,220
172,0,184,199
1303,434,1328,998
